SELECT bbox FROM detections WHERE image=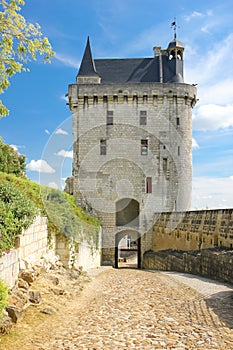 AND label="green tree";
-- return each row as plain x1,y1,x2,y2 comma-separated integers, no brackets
0,0,54,116
0,137,26,175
